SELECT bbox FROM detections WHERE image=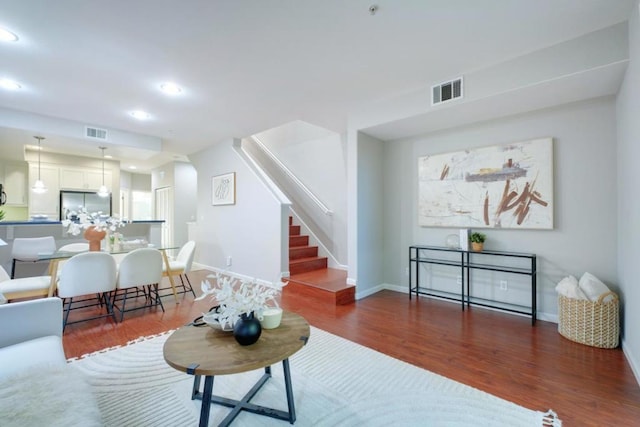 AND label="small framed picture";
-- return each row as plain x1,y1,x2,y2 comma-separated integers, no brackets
212,172,236,206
